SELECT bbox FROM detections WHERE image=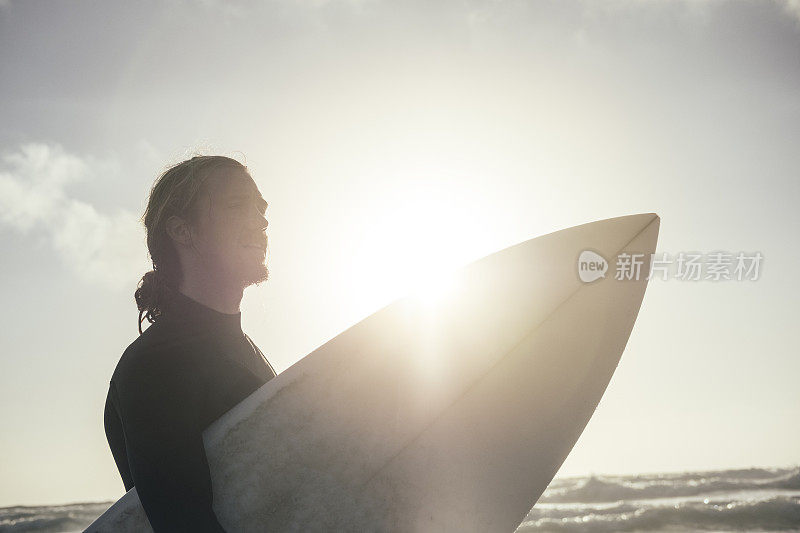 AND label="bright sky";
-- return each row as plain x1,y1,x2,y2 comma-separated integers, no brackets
0,0,798,507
